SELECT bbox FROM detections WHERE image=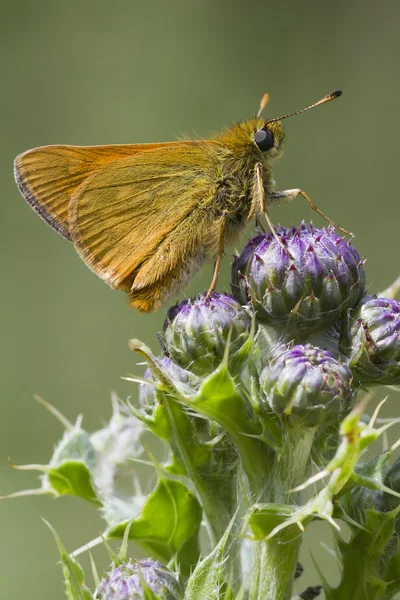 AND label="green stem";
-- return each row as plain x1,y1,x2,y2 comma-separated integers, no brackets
165,396,235,544
248,427,315,599
230,432,272,499
265,426,316,504
165,402,243,594
249,532,302,600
